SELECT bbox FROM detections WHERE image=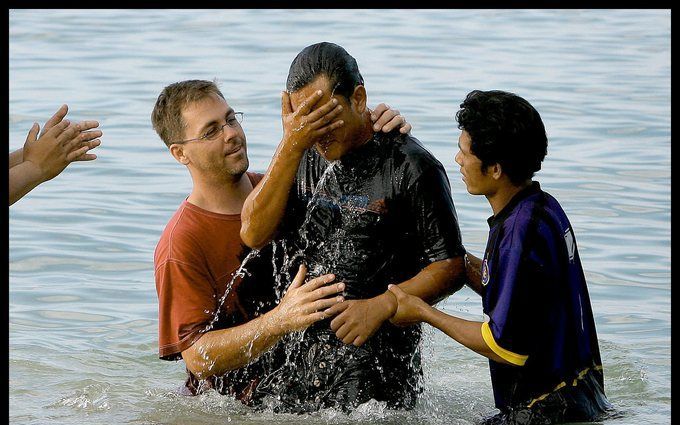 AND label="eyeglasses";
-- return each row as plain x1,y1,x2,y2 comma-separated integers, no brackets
174,112,244,144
